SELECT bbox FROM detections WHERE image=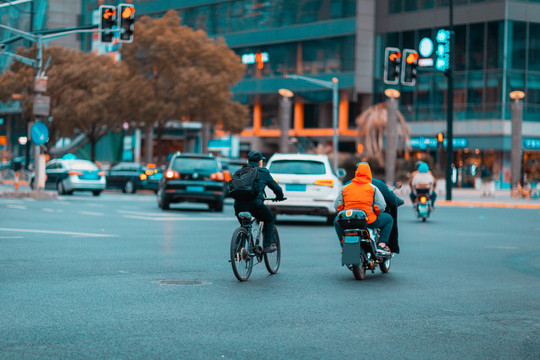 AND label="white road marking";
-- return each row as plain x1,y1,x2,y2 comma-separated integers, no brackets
117,210,181,217
7,205,27,210
122,215,236,221
484,245,519,250
79,211,104,216
42,208,63,213
0,228,118,237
